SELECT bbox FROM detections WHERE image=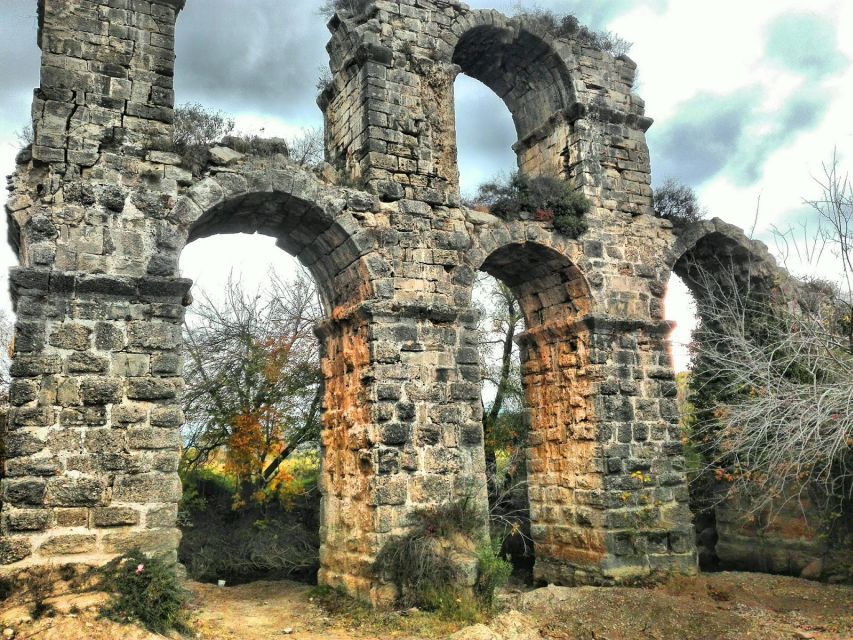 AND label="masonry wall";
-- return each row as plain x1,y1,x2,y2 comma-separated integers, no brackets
1,0,717,598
